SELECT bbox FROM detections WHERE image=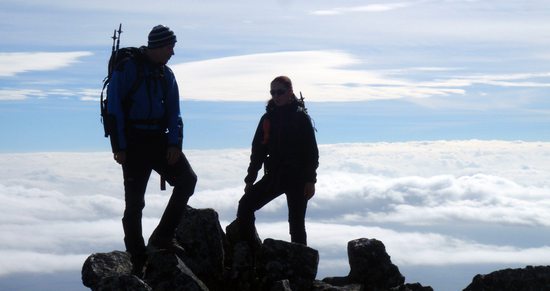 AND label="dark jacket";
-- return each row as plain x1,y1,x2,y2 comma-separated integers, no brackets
245,99,319,185
106,57,181,152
